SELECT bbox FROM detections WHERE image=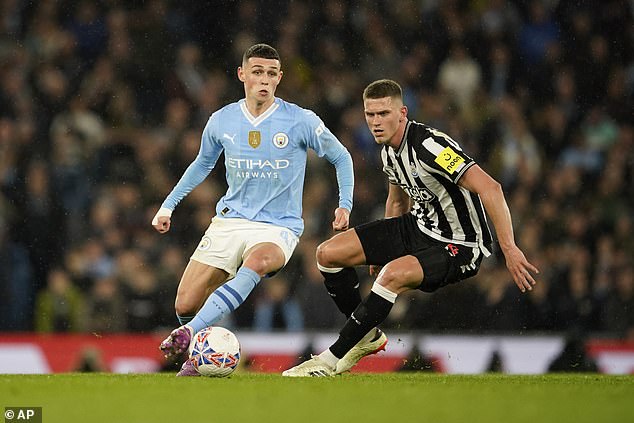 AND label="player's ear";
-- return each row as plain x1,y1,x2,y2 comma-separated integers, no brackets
237,67,246,82
400,105,408,121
